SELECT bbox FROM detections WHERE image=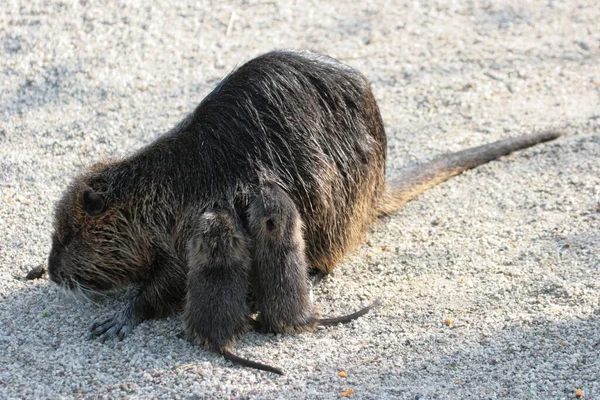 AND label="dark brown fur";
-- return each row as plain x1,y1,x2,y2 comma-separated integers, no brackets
47,50,560,374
